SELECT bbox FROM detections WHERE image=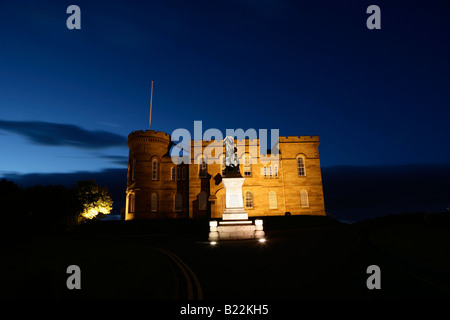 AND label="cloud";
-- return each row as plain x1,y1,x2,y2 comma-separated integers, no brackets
99,155,129,166
0,120,126,149
98,121,123,128
54,154,128,166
